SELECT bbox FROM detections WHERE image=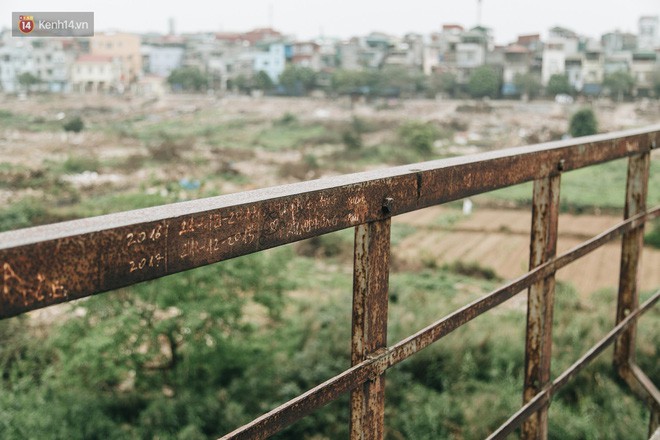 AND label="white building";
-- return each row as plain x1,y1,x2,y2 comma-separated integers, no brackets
582,50,604,95
565,56,583,92
71,54,121,93
142,44,184,77
32,40,73,92
541,40,566,85
631,51,657,96
338,40,361,70
638,16,660,50
0,34,39,93
252,43,286,83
